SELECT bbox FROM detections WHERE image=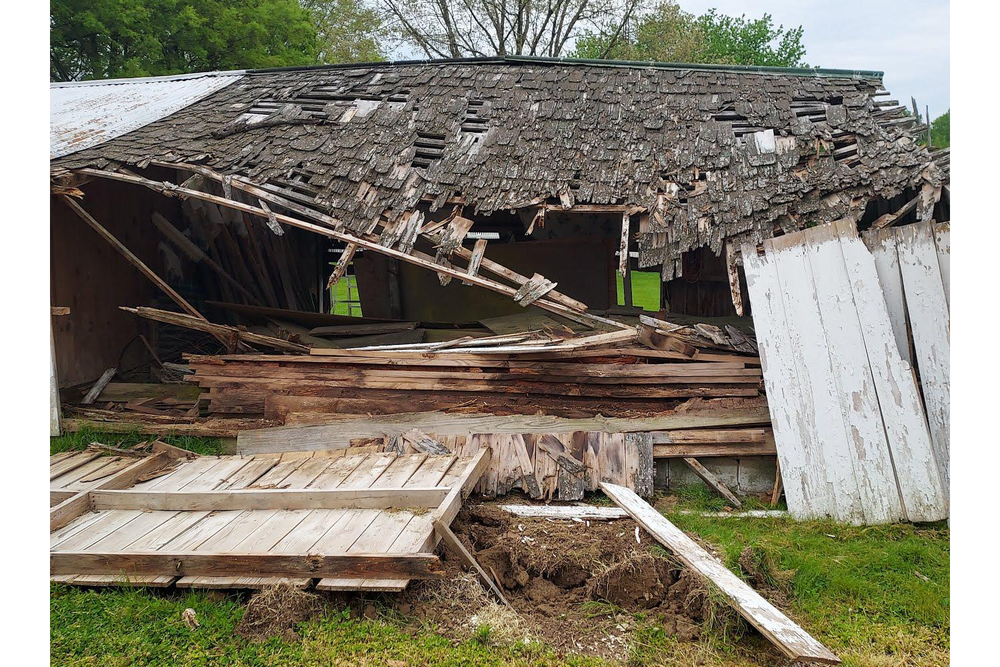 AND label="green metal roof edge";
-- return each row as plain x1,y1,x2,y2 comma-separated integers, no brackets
249,55,883,80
